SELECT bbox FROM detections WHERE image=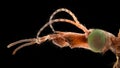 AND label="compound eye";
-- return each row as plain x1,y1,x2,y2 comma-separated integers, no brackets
88,29,106,53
